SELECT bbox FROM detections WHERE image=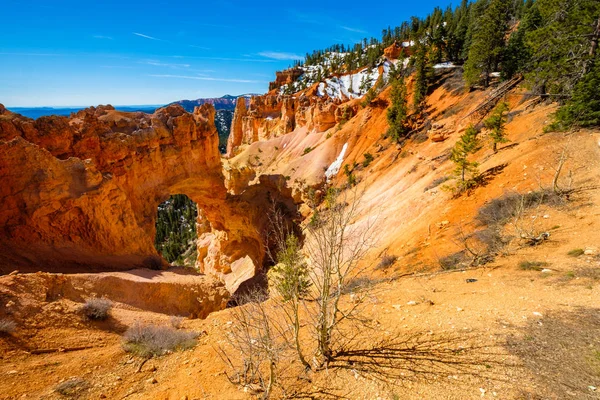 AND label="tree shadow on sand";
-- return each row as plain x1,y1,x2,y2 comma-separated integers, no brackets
504,307,600,399
287,330,511,399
